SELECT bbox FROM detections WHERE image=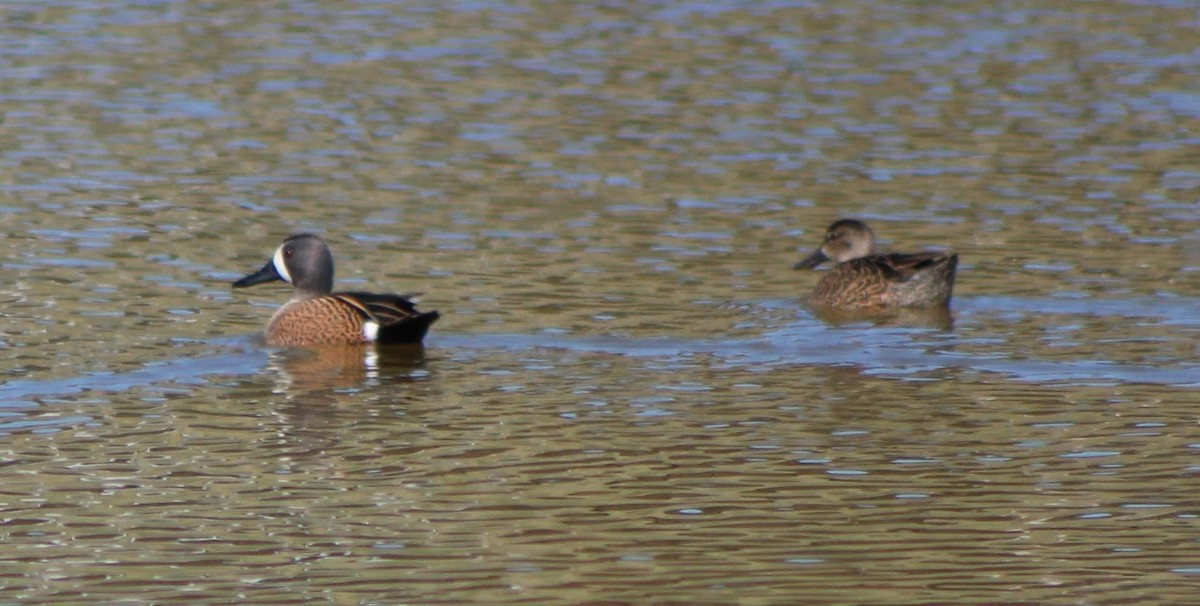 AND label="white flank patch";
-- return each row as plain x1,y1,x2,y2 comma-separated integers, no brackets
272,246,292,283
362,321,380,342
